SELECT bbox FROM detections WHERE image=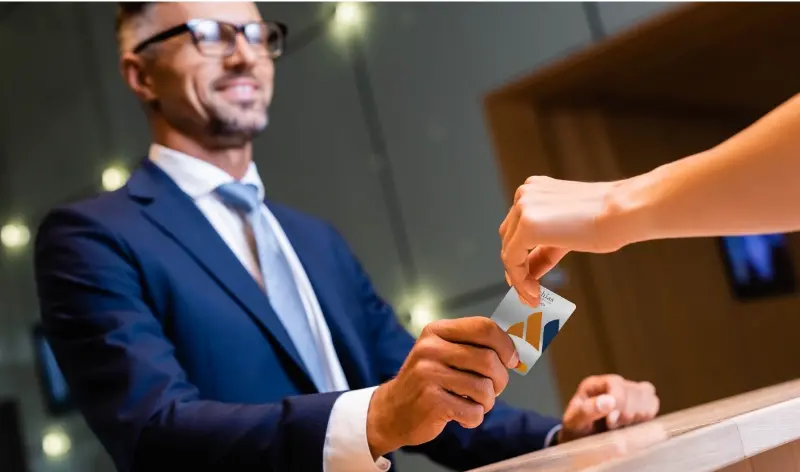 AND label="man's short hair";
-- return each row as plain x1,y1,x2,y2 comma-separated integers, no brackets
115,2,155,53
